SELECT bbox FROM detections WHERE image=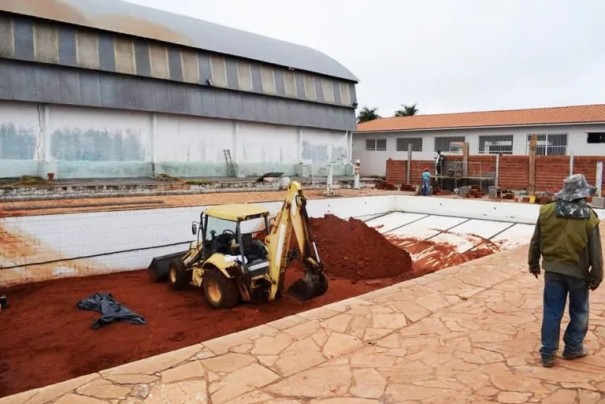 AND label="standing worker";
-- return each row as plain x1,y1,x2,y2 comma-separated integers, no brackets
421,168,431,196
435,150,444,176
528,174,603,368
